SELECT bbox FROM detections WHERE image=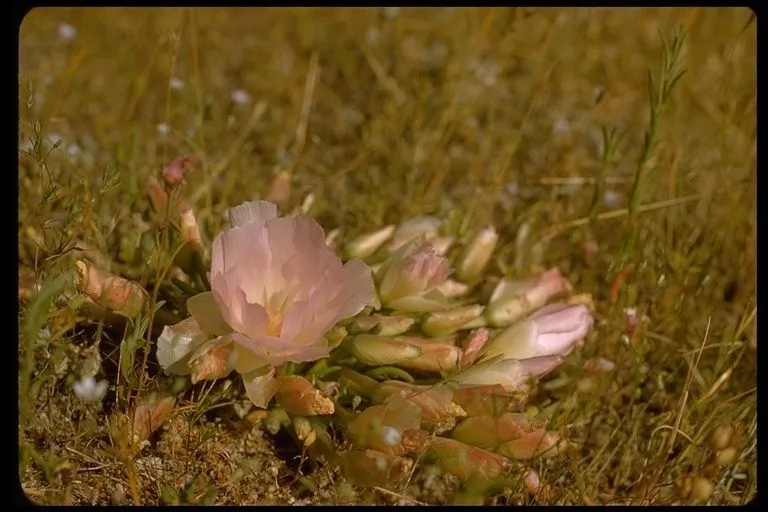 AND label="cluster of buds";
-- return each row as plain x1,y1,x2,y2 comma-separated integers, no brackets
325,216,597,487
